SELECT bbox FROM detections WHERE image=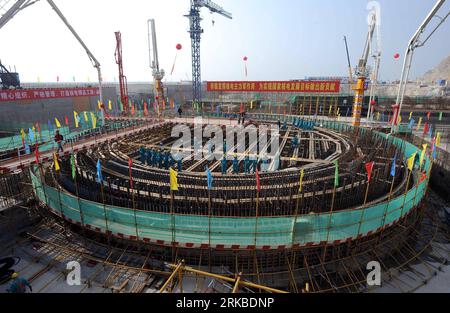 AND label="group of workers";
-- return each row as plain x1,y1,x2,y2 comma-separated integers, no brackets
138,138,281,175
139,146,183,172
219,154,275,174
293,118,316,130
